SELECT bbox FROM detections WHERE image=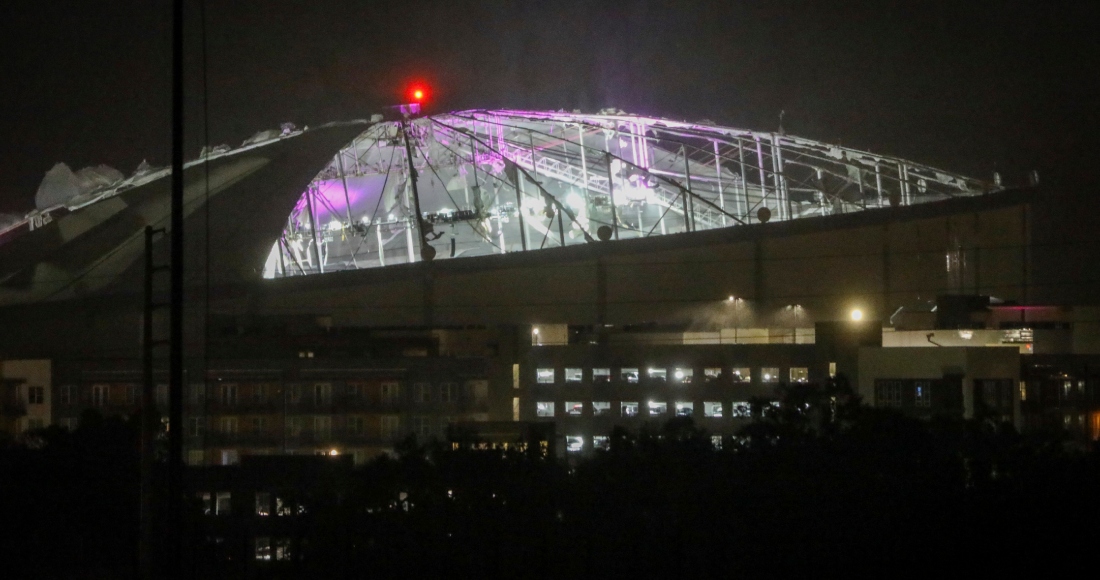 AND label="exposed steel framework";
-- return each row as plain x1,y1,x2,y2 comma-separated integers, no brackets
267,110,996,277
